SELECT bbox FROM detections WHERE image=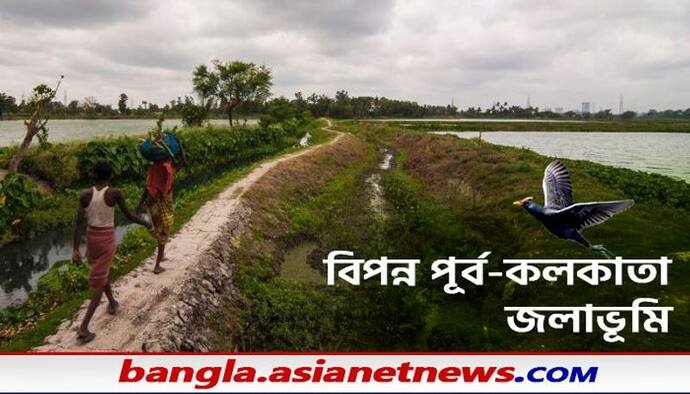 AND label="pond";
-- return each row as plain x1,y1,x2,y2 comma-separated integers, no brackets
280,241,322,284
0,118,258,147
363,118,585,123
0,223,133,308
434,131,690,182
